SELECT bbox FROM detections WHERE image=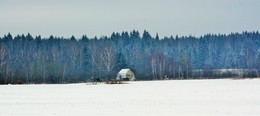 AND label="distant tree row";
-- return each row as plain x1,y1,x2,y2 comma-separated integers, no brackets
0,30,260,84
